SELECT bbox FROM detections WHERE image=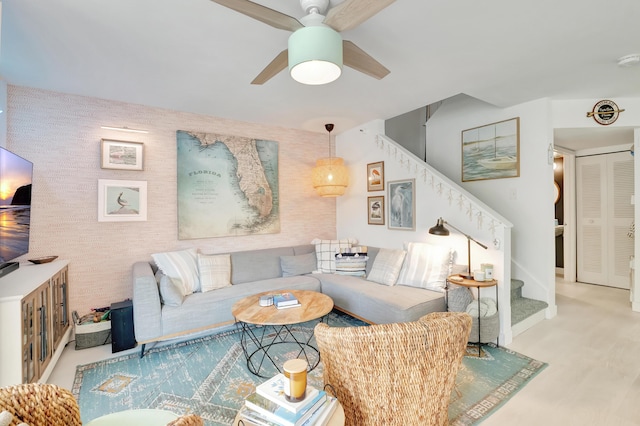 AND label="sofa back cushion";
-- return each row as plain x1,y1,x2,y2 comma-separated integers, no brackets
280,252,317,277
230,246,296,284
